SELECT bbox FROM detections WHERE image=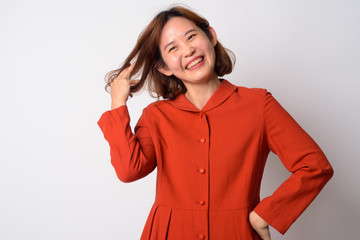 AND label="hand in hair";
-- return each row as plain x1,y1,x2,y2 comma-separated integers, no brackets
110,63,140,110
249,211,271,240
